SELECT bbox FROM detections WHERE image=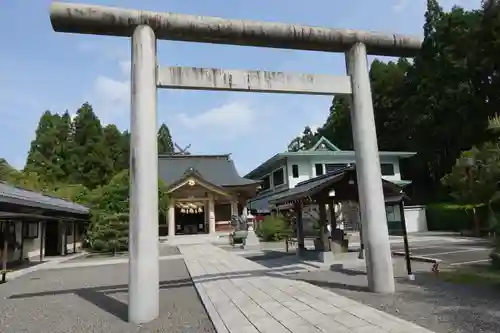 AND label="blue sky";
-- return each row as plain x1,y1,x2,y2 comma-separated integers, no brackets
0,0,477,175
